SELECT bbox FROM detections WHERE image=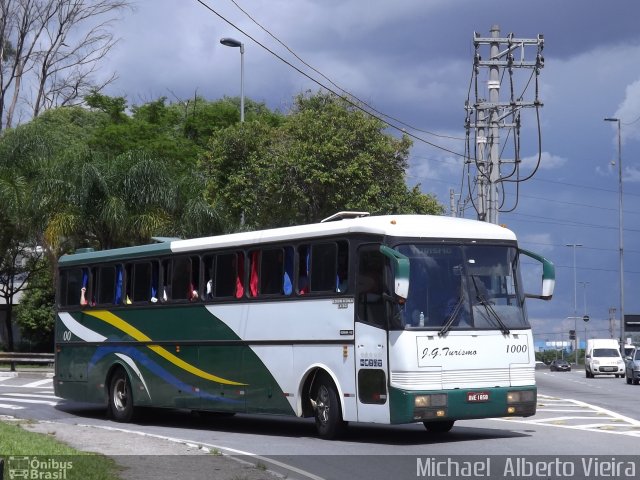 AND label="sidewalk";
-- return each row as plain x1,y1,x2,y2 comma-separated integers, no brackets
1,368,286,480
20,421,282,480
